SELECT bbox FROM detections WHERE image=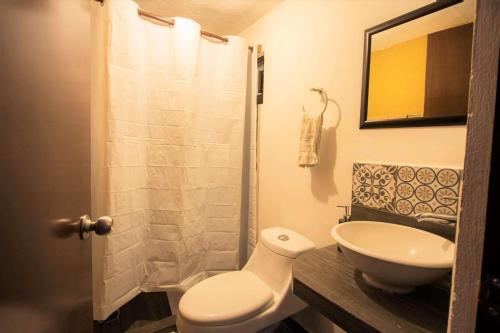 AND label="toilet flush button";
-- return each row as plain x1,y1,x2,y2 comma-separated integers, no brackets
278,234,289,241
